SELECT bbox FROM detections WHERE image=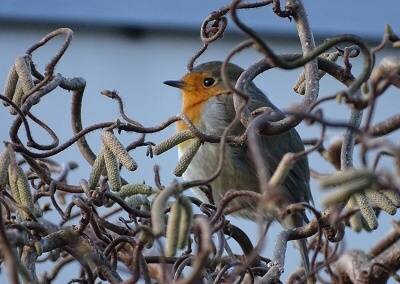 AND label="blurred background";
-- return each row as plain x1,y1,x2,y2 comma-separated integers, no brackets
0,0,399,282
